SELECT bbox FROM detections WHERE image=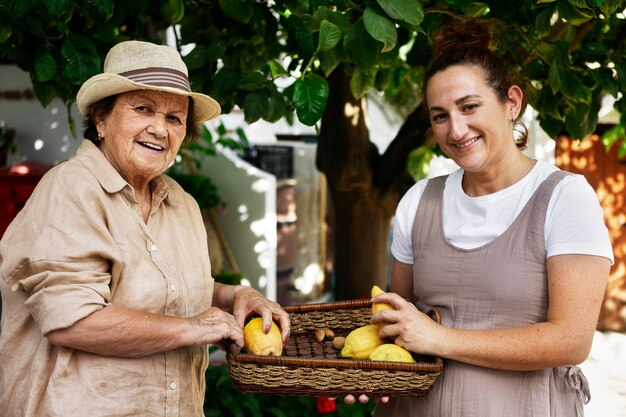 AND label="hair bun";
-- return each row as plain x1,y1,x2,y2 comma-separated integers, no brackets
431,19,493,56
